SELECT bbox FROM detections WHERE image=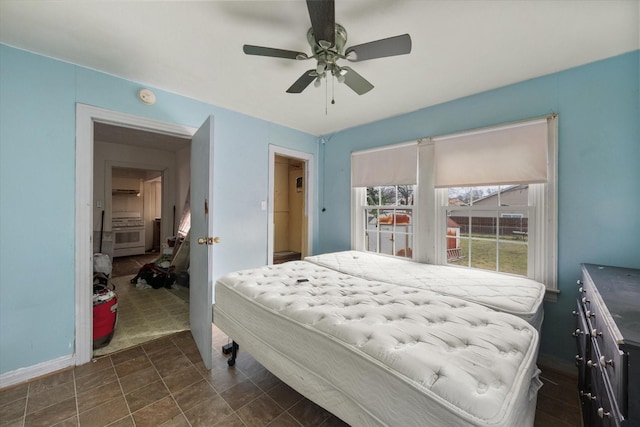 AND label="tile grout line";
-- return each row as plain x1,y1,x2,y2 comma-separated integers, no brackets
72,369,80,427
141,338,195,426
109,353,137,427
233,359,308,427
21,381,30,426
